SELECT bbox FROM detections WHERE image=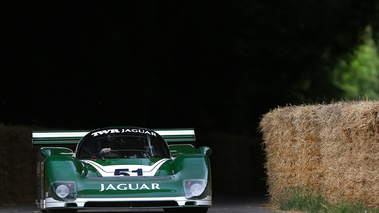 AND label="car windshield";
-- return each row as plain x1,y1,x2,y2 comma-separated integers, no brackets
76,129,170,159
